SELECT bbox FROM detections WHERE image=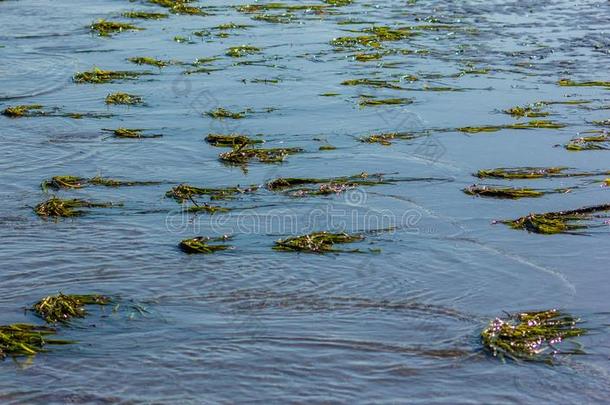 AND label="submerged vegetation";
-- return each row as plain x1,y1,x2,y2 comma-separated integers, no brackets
463,185,548,199
149,0,208,15
122,11,168,19
74,68,149,84
205,134,263,147
504,105,549,118
179,236,232,254
35,197,116,218
482,310,586,362
458,120,565,133
128,56,172,68
274,231,364,253
90,19,143,36
359,97,413,107
2,104,44,117
105,92,143,105
558,79,610,89
476,167,609,180
0,324,71,359
219,144,303,165
226,45,261,58
166,184,259,202
33,294,111,324
359,132,419,145
41,175,159,191
206,108,248,119
102,128,162,139
267,172,390,196
564,133,610,151
502,203,610,234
